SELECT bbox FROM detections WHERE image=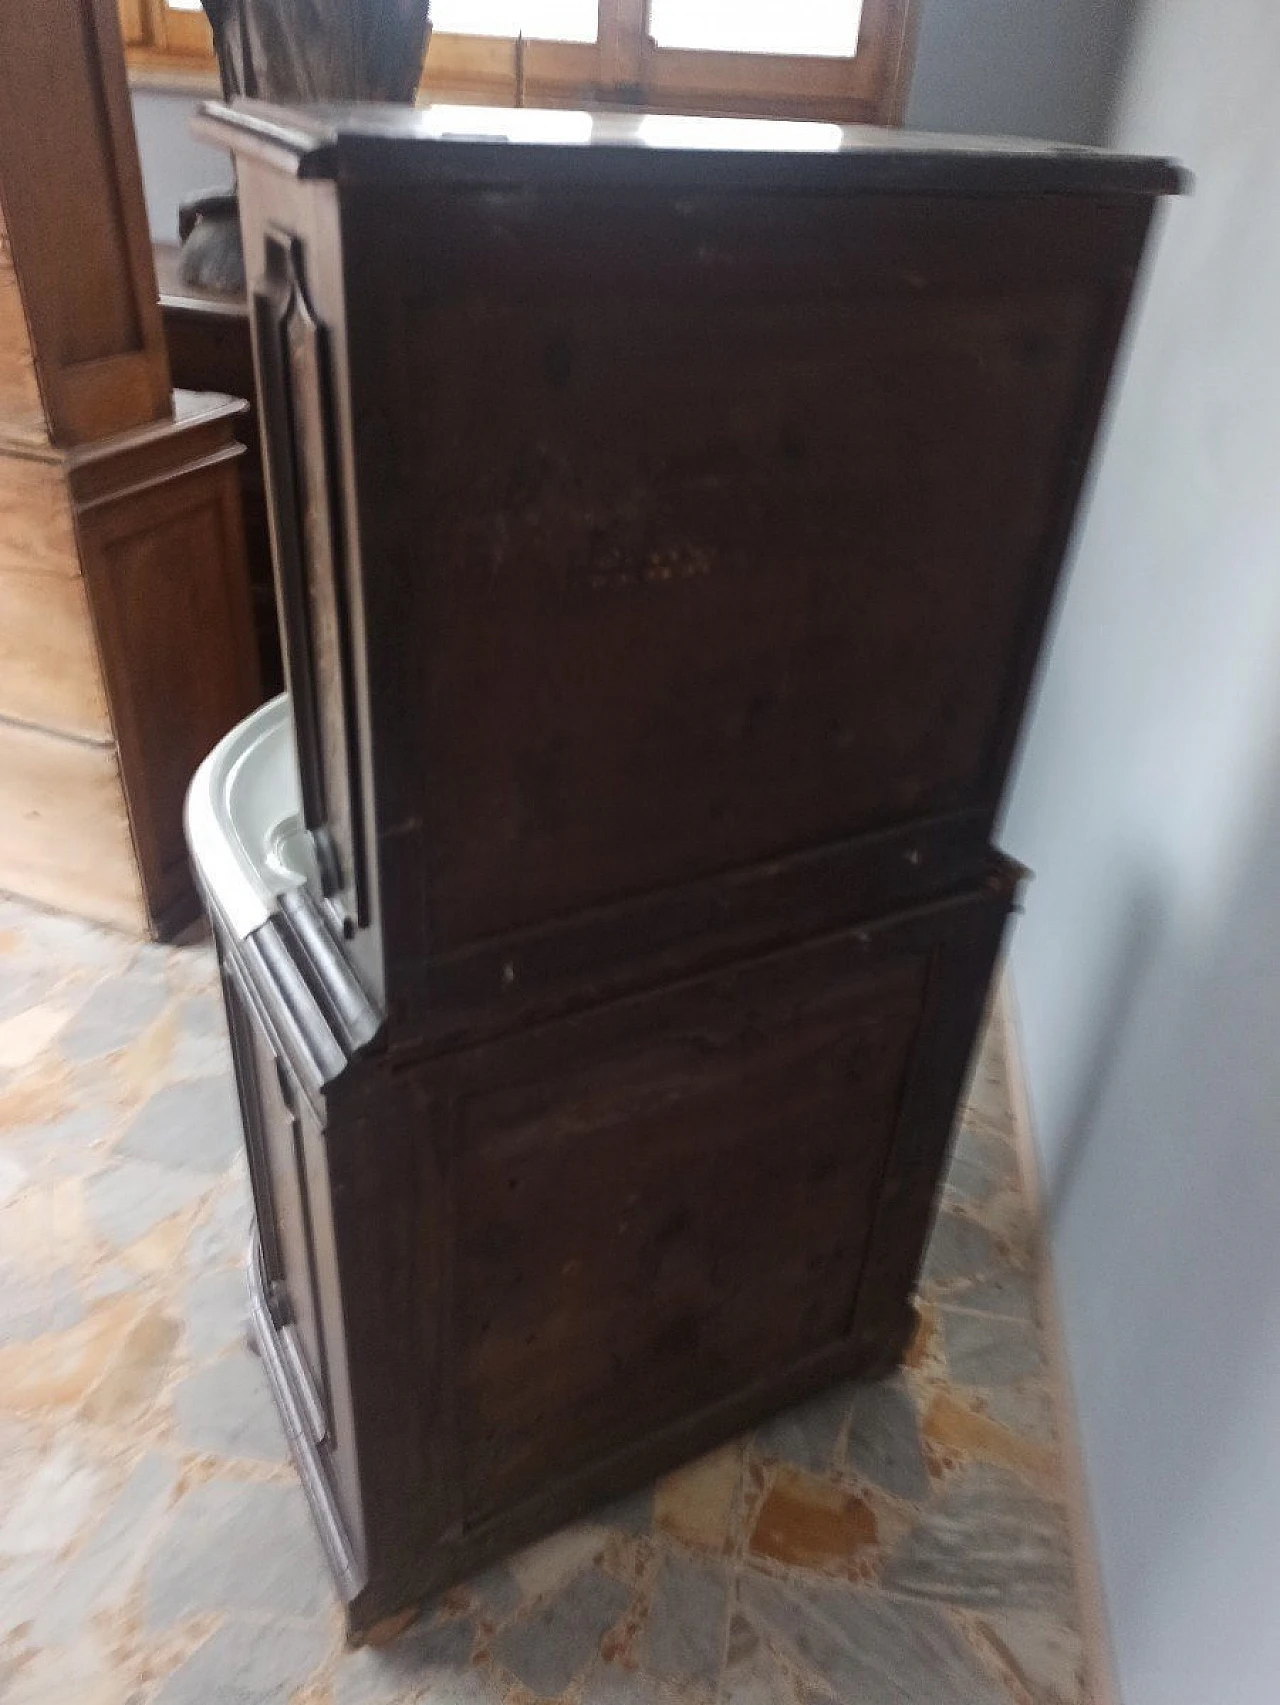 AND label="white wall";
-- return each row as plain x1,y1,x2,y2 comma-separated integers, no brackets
907,0,1133,143
1001,1,1280,1701
131,87,229,243
129,0,1134,240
